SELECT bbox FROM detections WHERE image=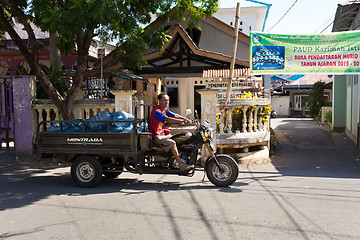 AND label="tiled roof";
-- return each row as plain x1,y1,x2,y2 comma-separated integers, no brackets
202,68,250,77
288,74,332,85
339,0,360,6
